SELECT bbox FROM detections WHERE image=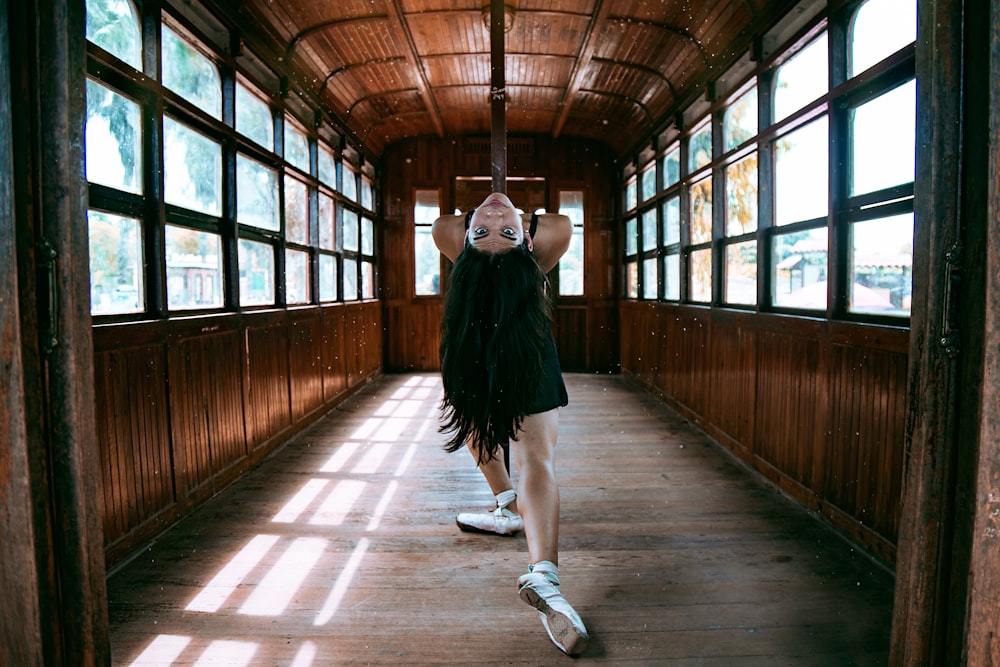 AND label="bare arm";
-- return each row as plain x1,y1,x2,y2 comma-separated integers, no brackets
431,211,572,273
